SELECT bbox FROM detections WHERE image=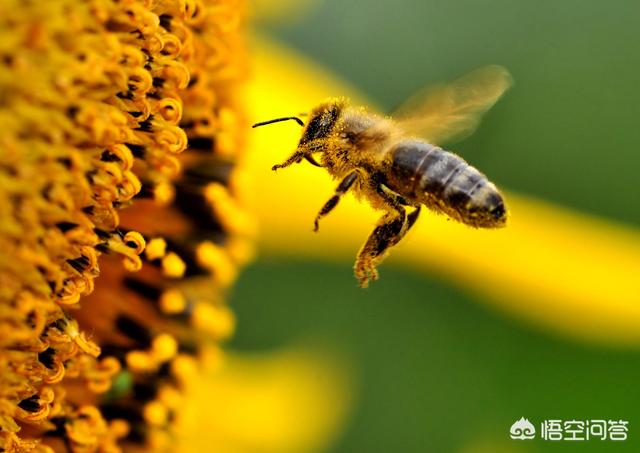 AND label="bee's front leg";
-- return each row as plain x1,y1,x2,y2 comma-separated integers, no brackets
272,144,323,171
271,149,306,171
